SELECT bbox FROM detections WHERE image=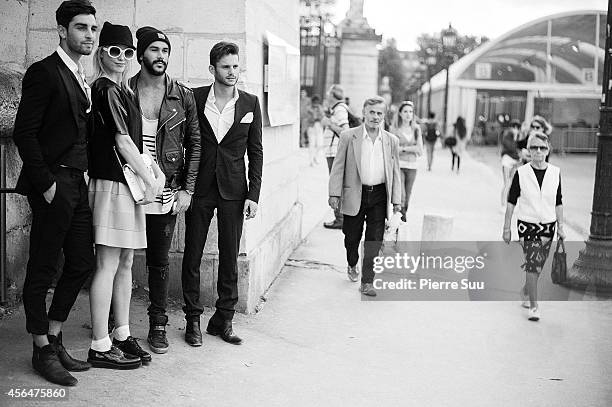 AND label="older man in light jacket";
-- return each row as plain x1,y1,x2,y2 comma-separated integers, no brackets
328,96,401,296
